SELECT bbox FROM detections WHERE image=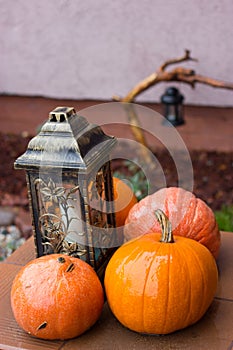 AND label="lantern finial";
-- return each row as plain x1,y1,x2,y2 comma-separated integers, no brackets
49,107,76,123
